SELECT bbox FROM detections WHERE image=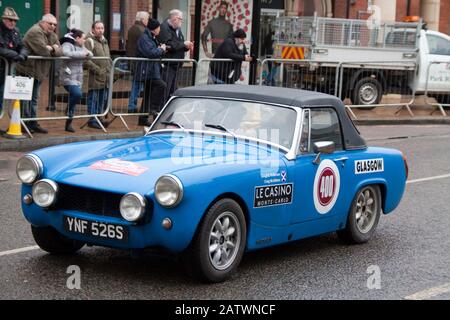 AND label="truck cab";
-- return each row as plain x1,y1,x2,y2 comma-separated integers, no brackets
414,29,450,94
